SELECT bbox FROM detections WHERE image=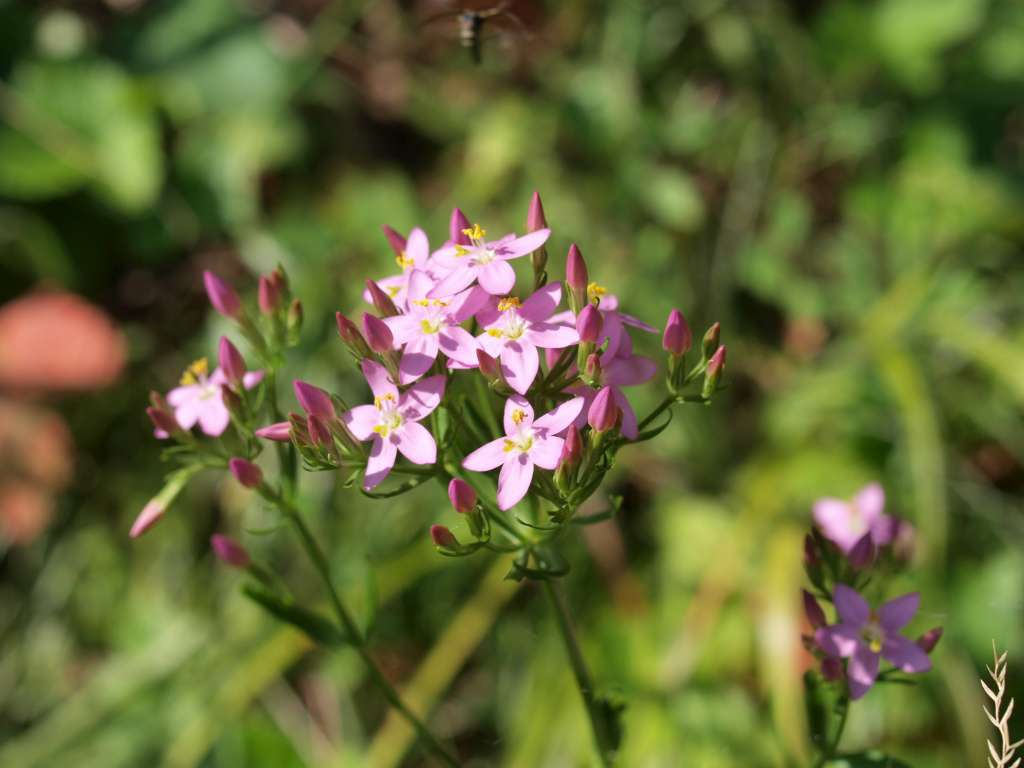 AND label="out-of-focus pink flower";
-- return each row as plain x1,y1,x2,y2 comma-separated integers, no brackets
448,478,477,514
0,482,53,545
255,421,292,441
203,271,242,319
364,227,442,309
129,500,165,539
165,359,263,437
813,483,895,555
429,223,551,297
229,458,263,489
430,524,459,549
463,395,583,510
211,534,251,568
